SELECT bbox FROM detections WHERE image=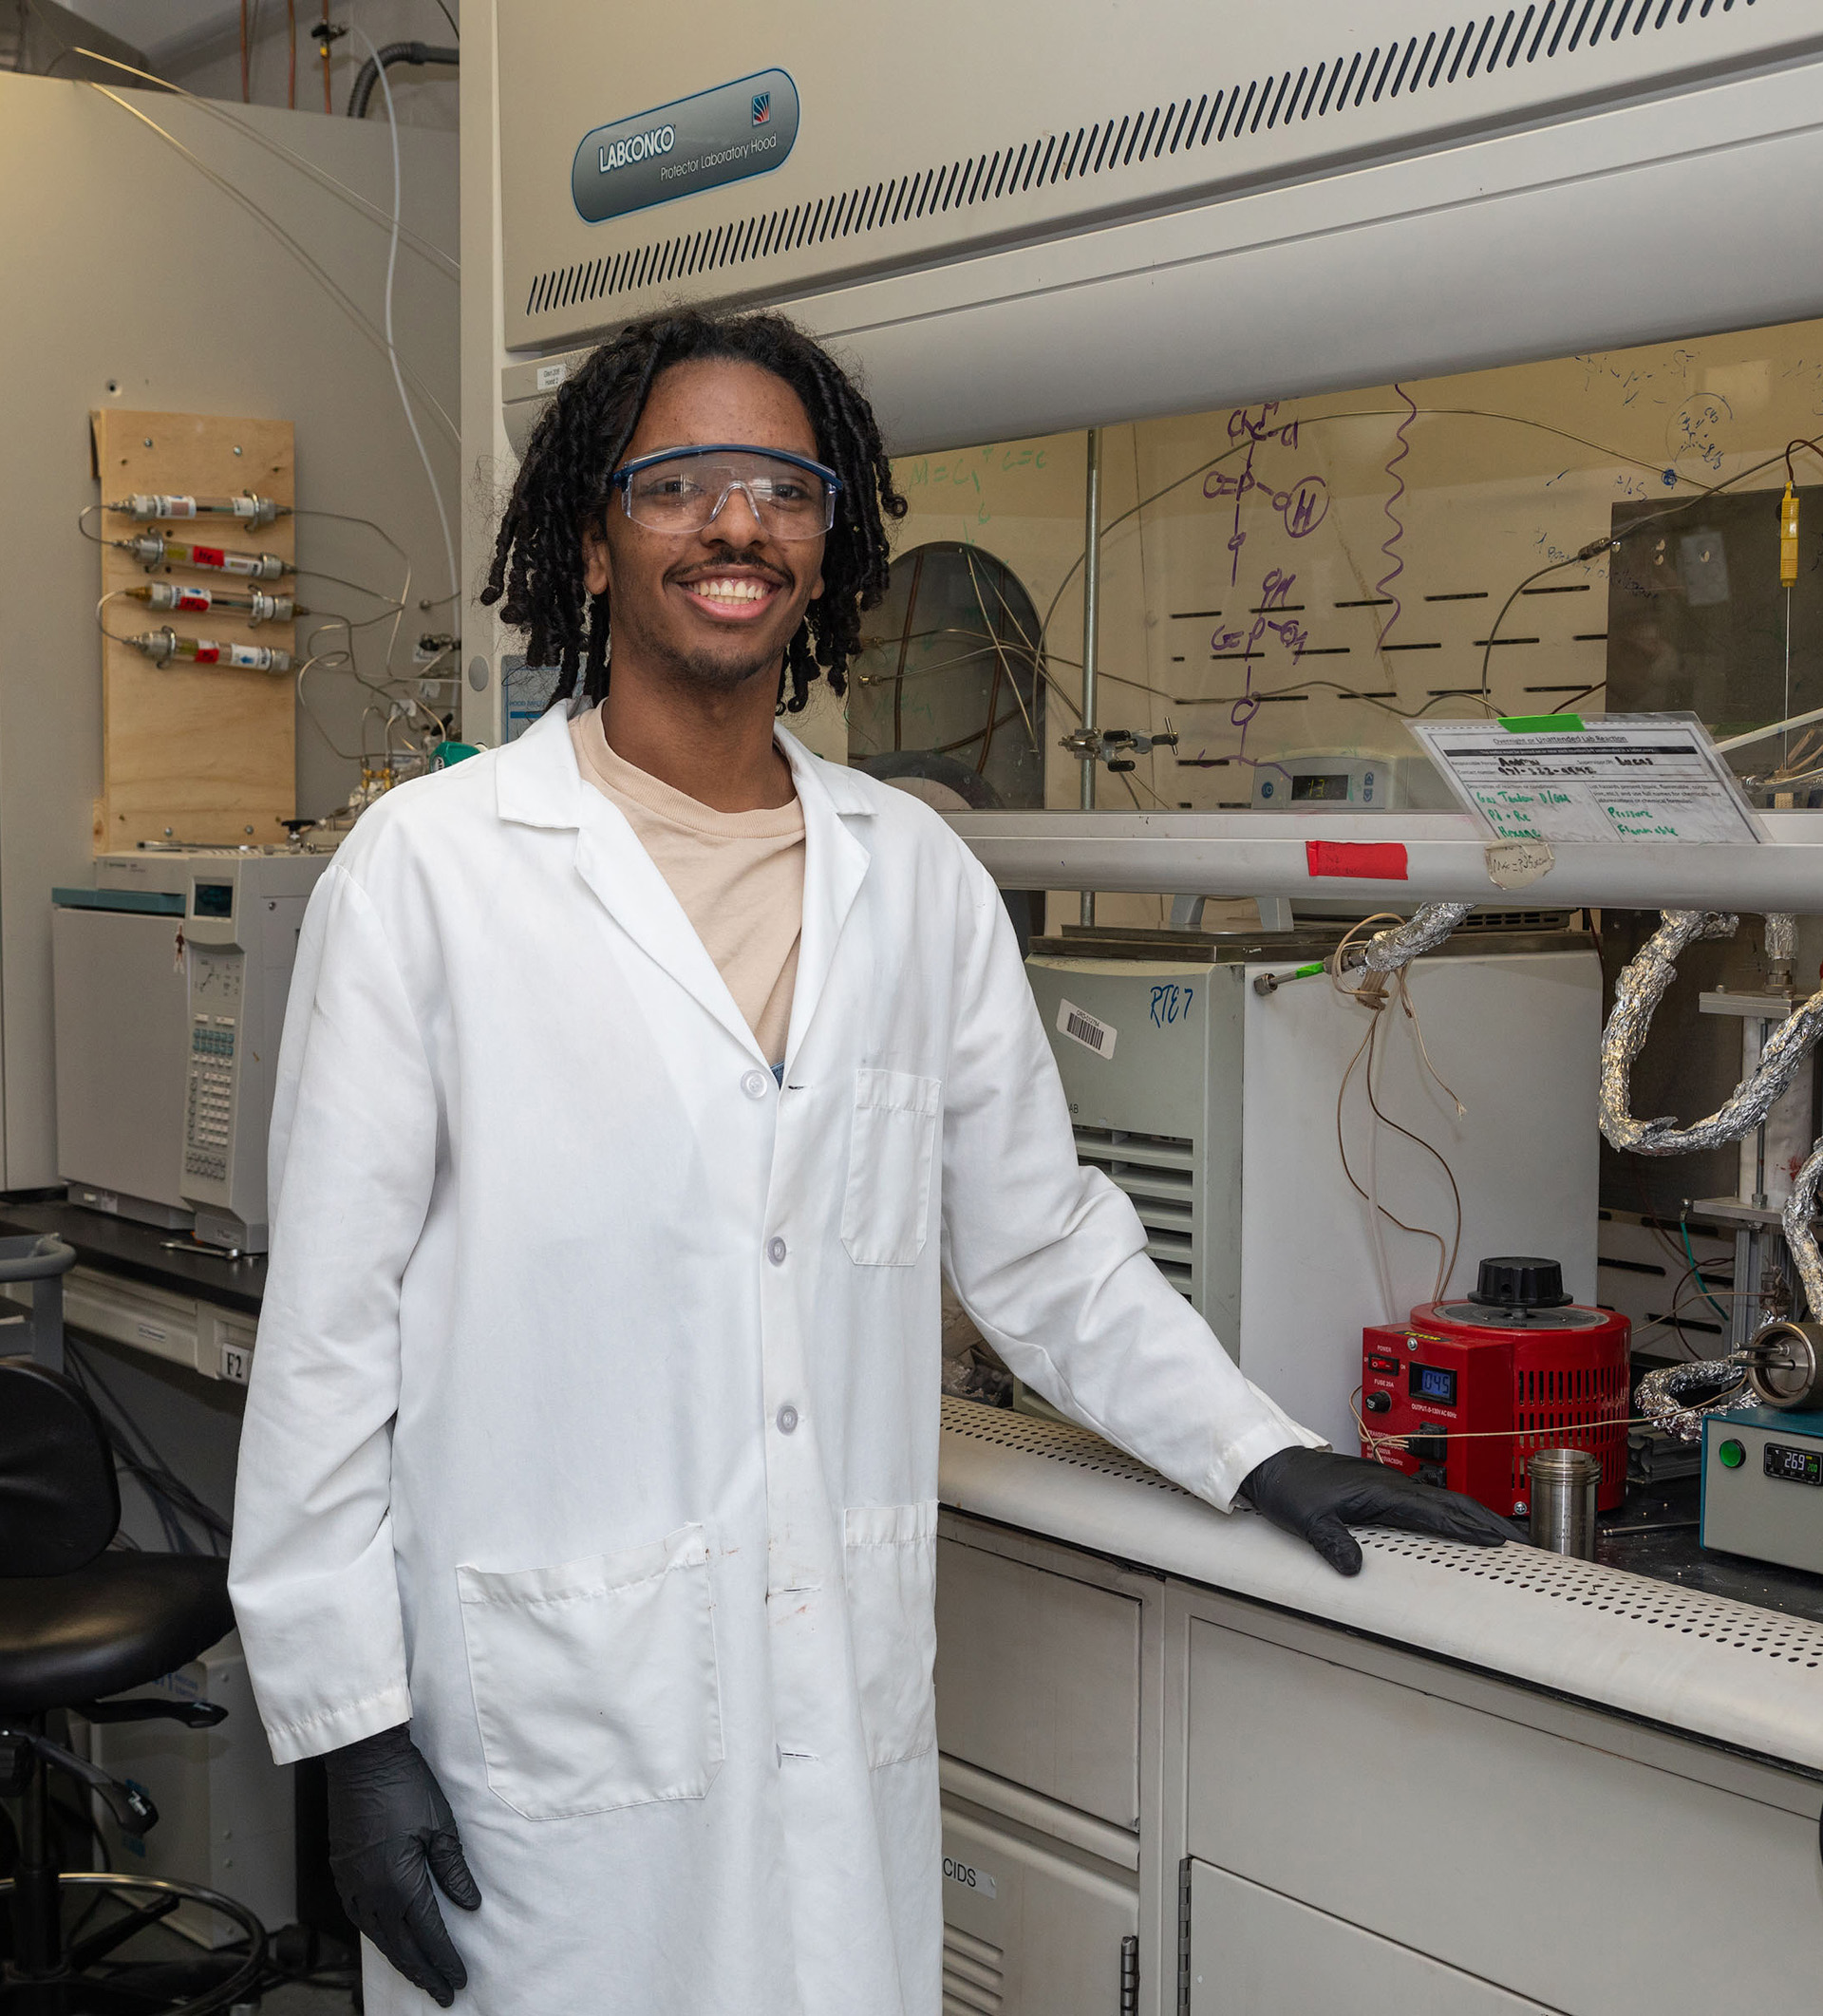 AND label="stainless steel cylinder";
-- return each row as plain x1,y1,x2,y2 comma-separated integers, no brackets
1529,1447,1602,1558
1746,1320,1823,1409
